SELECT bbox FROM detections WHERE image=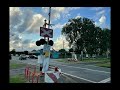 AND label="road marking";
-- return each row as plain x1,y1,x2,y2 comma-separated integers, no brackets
61,72,97,83
85,65,102,67
98,78,110,83
51,63,110,73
